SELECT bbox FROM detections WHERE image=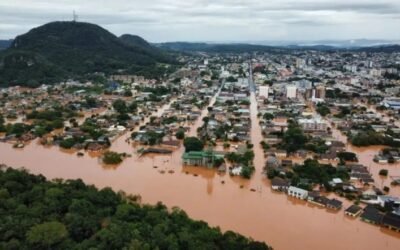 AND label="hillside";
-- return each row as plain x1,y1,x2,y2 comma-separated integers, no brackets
0,21,174,87
119,34,175,63
0,166,270,249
